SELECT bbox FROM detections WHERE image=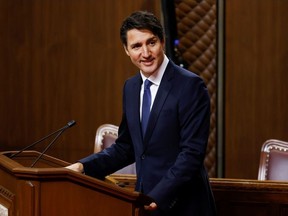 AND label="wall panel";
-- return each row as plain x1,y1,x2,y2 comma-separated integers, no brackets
224,0,288,178
0,0,161,162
